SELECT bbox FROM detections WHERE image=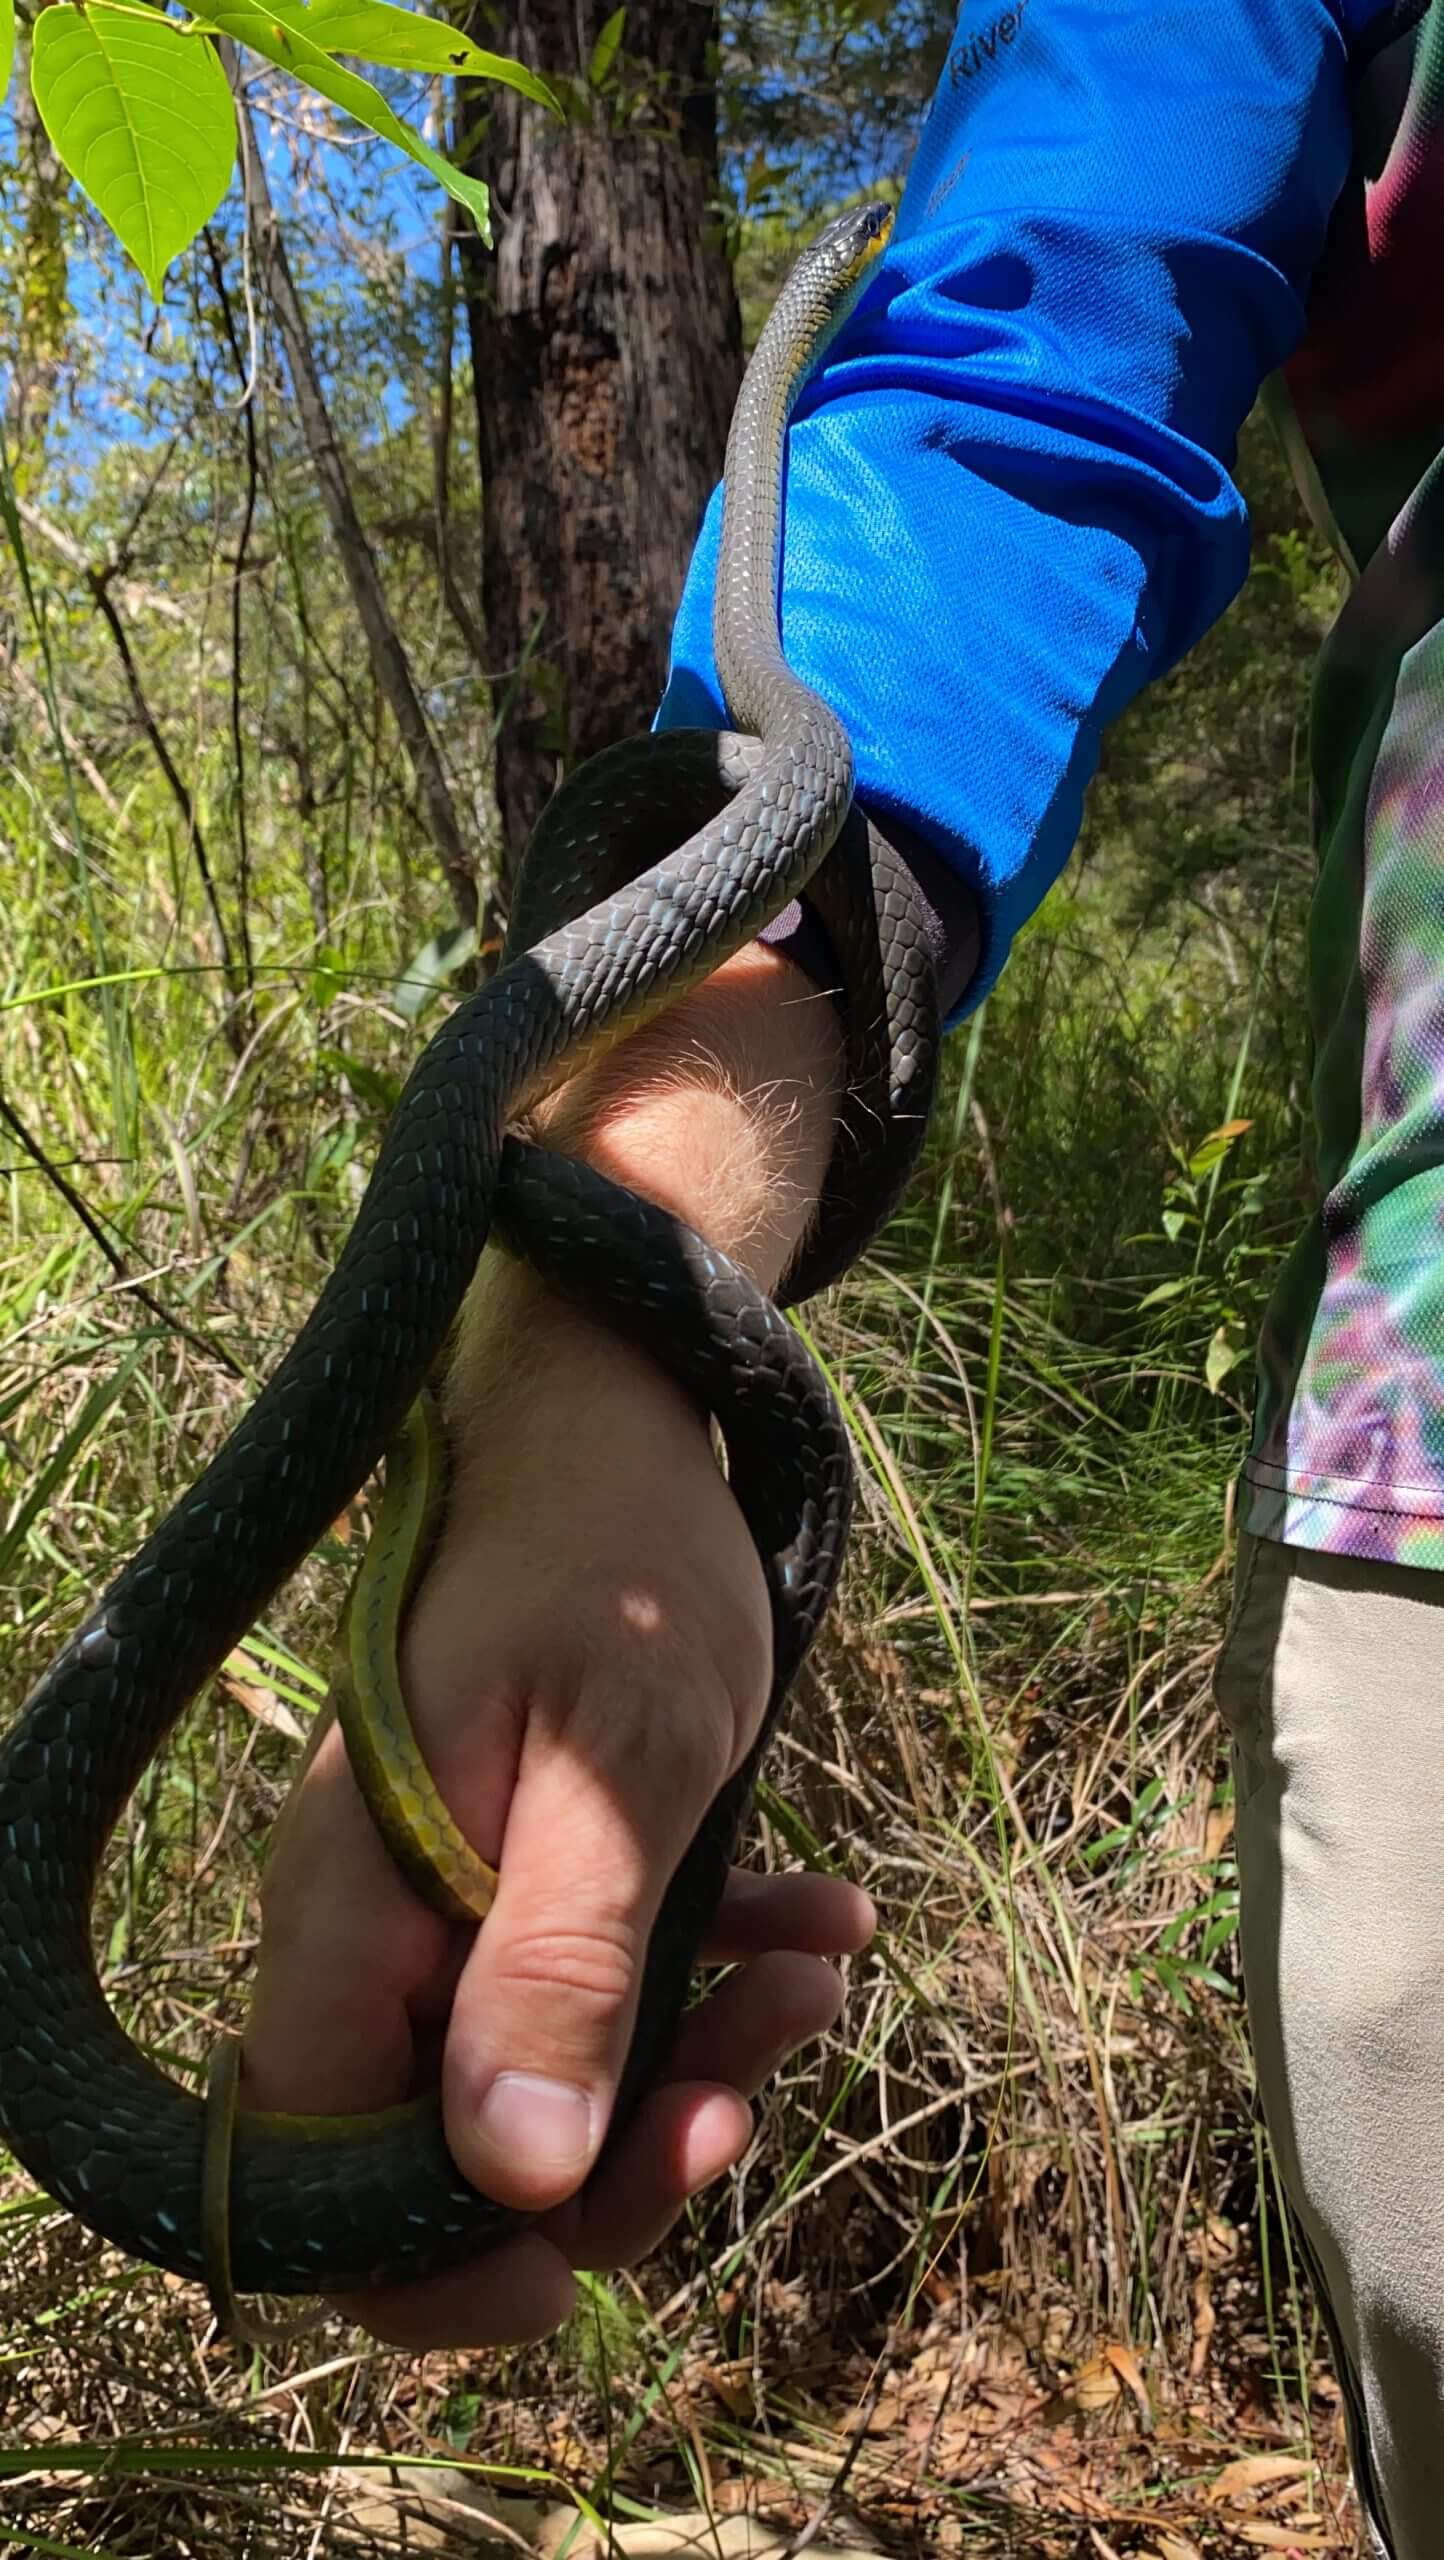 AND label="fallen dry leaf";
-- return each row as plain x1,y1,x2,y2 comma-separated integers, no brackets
219,1668,305,1743
1101,2340,1152,2426
1207,2453,1314,2505
1190,2213,1241,2269
1065,2354,1121,2415
700,2361,759,2422
1233,2528,1331,2552
1205,1802,1235,1861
